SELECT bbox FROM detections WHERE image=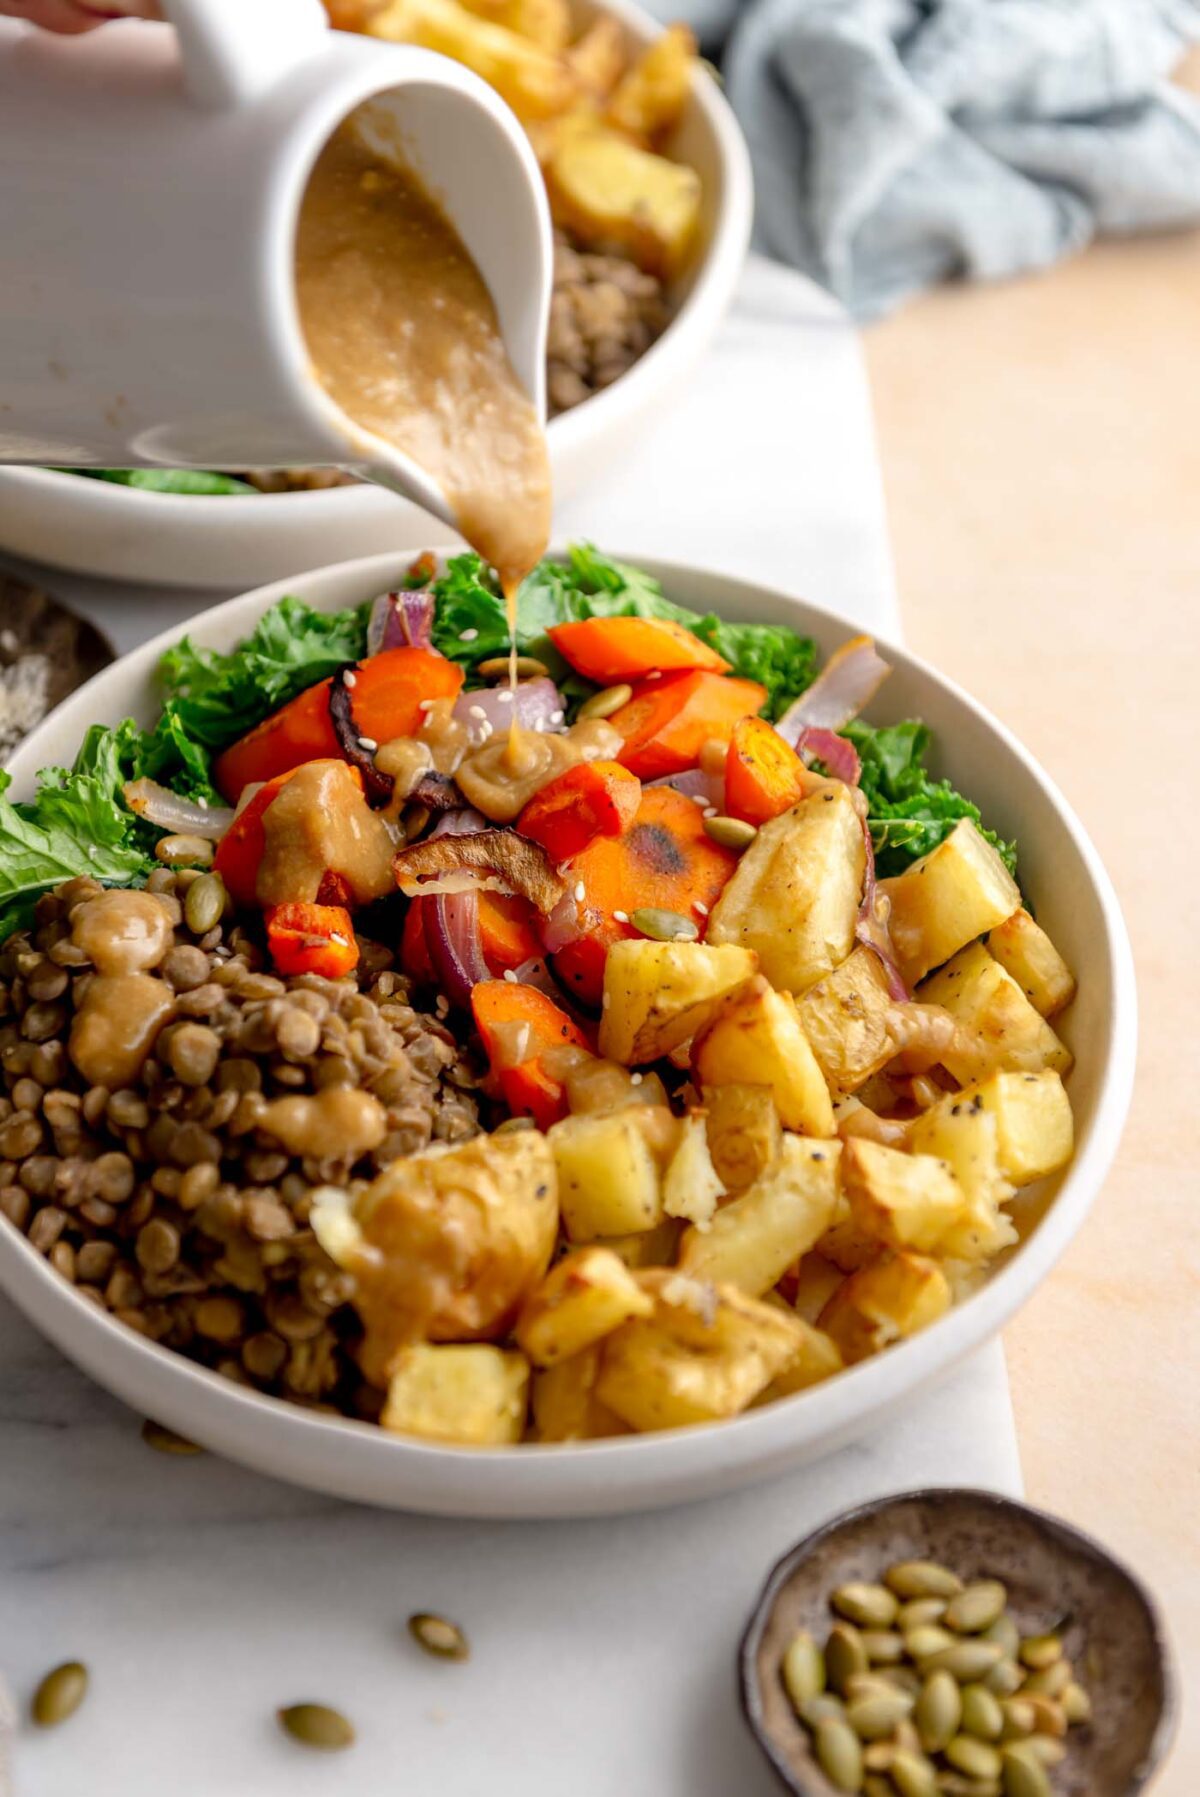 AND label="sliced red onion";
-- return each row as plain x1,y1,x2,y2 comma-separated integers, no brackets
422,888,490,1010
452,677,565,746
776,635,891,743
855,816,909,1001
123,778,234,840
647,766,724,808
366,588,436,656
541,889,587,955
795,726,862,787
513,955,595,1030
431,807,489,838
